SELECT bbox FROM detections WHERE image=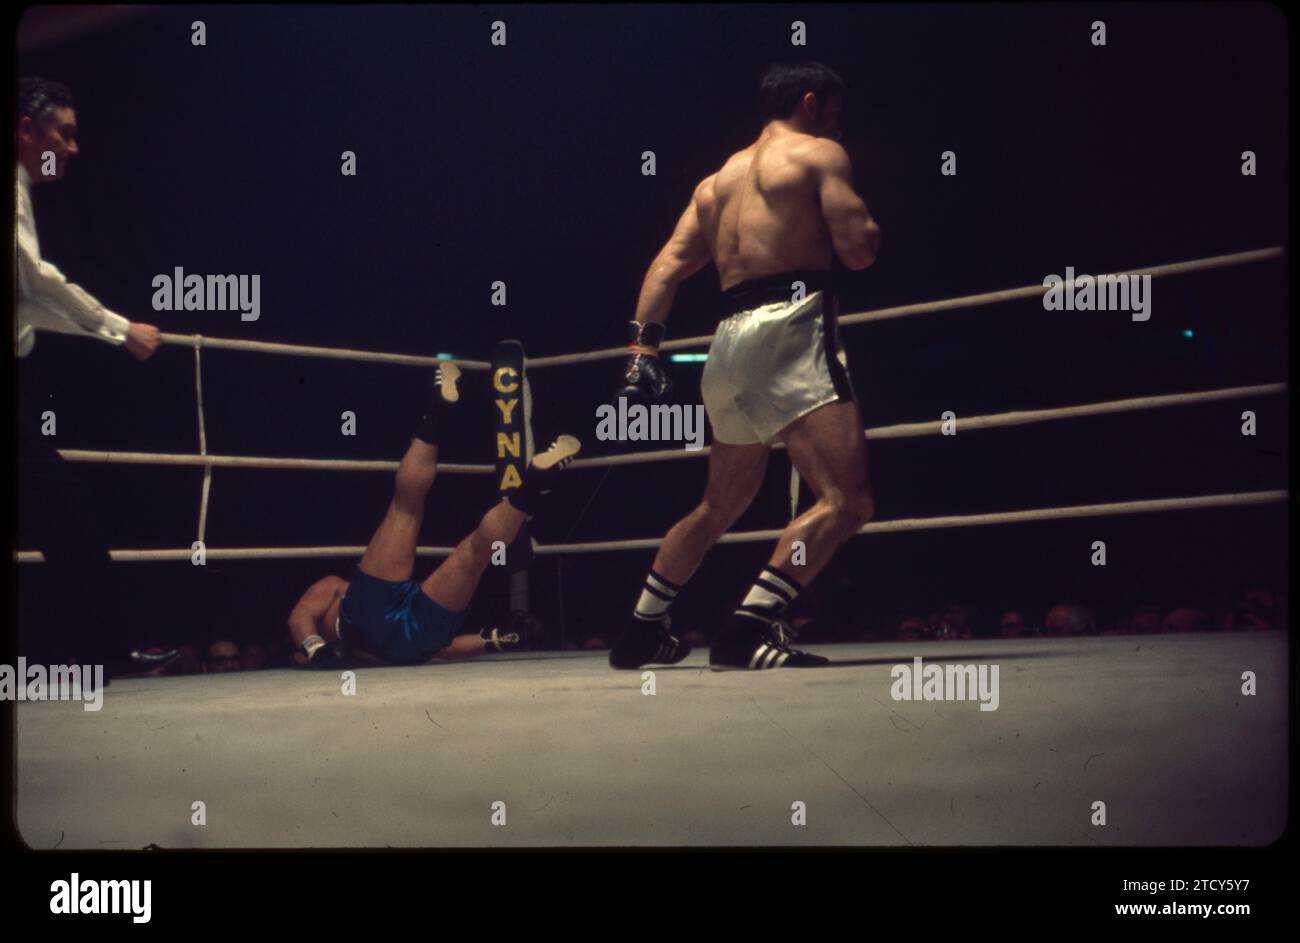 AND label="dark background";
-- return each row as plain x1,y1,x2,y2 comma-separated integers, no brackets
12,3,1289,651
